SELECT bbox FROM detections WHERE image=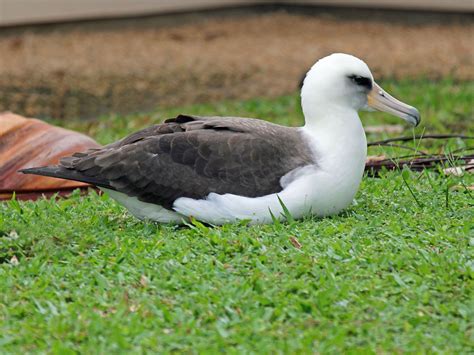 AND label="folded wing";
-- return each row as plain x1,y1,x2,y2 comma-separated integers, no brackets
22,115,314,209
